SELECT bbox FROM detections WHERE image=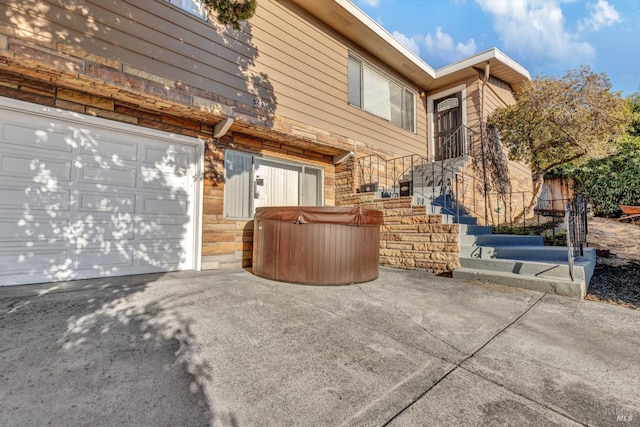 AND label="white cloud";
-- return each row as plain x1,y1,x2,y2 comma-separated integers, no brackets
456,39,477,57
423,27,477,62
391,31,421,56
581,0,620,31
475,0,595,66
